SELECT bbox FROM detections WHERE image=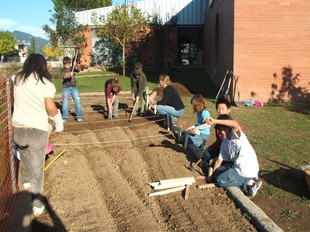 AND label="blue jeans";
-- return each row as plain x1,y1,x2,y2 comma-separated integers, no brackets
106,96,119,116
62,87,83,119
181,132,209,148
215,165,251,192
156,105,184,122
